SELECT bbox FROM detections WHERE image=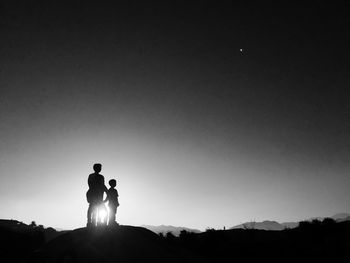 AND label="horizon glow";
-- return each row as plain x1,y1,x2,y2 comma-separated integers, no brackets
1,2,349,231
